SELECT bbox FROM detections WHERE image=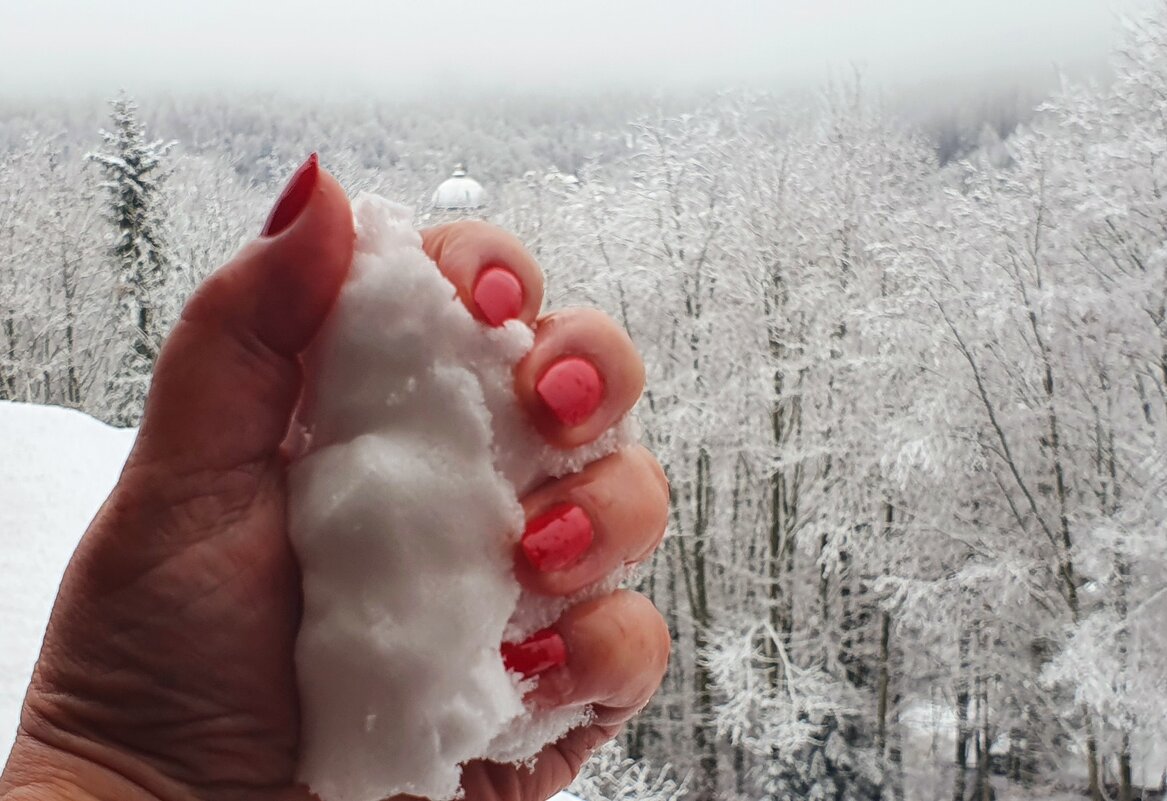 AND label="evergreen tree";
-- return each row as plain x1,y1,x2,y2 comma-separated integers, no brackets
87,93,175,426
